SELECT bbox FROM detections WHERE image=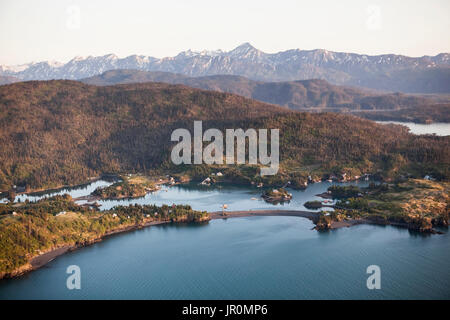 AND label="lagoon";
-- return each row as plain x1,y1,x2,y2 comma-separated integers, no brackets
376,121,450,136
88,181,367,212
9,179,369,212
8,179,115,203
